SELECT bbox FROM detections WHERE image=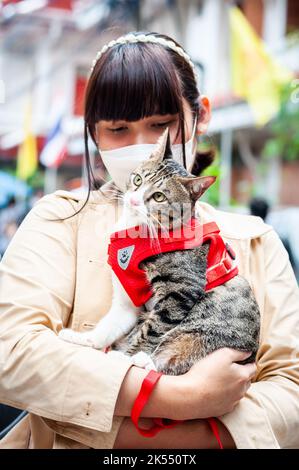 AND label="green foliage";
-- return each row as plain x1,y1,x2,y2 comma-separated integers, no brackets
262,81,299,162
200,146,221,206
26,169,45,189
